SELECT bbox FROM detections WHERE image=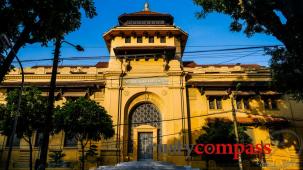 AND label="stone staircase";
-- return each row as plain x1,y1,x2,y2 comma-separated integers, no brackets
96,161,200,170
12,150,30,168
